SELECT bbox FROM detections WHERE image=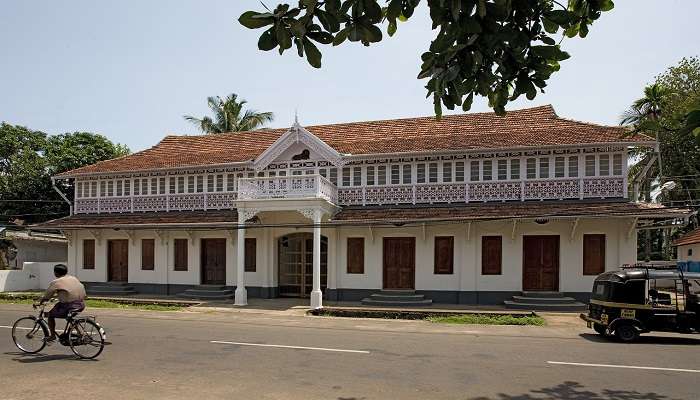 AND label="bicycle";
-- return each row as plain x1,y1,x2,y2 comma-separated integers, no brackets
11,300,106,359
